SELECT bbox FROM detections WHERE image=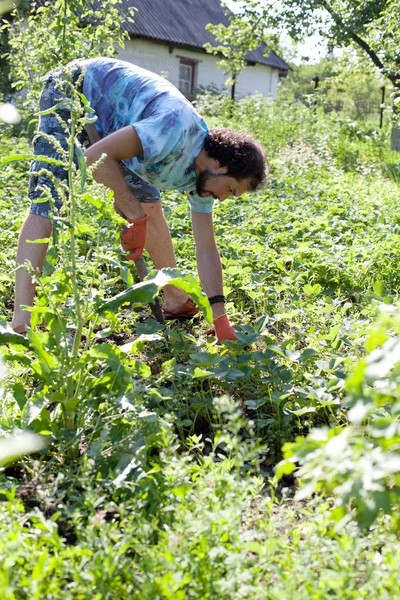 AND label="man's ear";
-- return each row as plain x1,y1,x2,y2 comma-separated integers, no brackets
214,162,228,174
206,156,228,173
